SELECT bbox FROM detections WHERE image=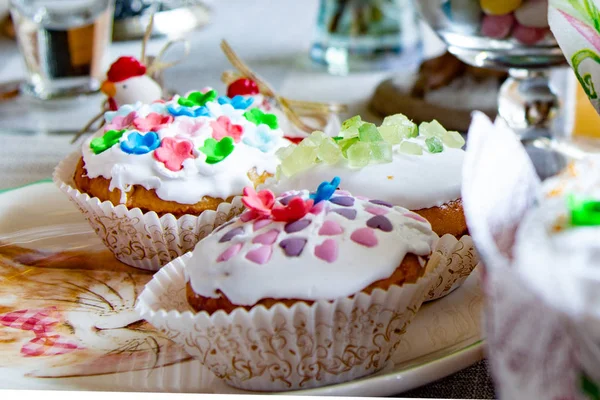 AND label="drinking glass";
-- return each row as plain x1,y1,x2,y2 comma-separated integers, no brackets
311,0,423,74
10,0,115,100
